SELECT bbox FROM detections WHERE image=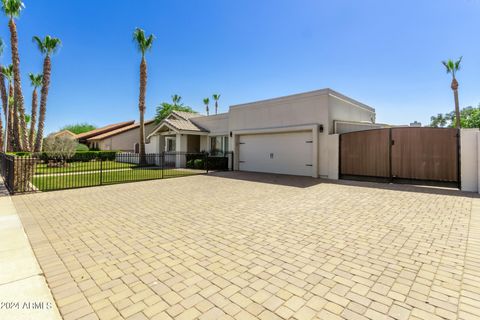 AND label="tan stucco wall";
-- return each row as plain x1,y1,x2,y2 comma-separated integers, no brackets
191,114,229,135
227,90,374,178
97,122,157,152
